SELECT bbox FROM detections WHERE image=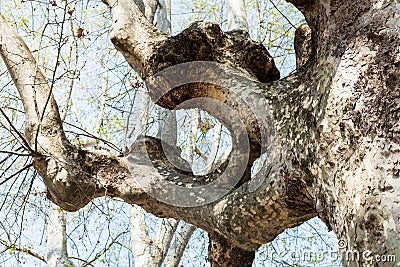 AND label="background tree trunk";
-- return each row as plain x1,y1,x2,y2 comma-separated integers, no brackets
226,0,249,32
47,204,76,267
206,1,255,264
128,2,194,266
163,223,196,267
